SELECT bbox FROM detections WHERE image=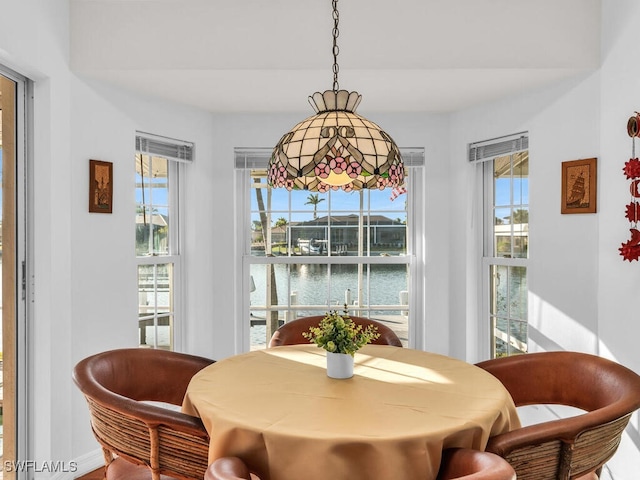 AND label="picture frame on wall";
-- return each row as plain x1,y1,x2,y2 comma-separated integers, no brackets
89,159,113,213
561,157,597,214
